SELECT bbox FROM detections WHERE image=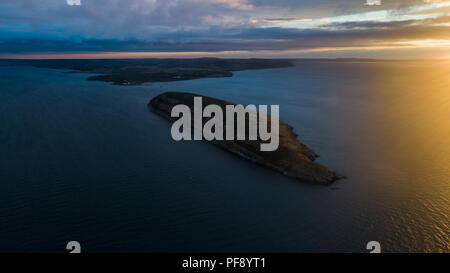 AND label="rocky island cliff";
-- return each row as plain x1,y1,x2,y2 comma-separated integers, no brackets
148,92,341,185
